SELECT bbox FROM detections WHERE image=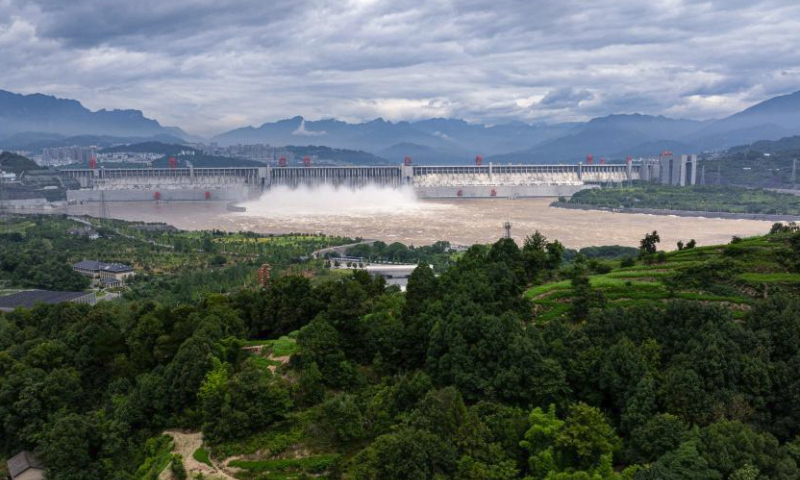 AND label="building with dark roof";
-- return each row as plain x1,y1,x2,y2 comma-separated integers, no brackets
7,450,45,480
0,290,96,312
73,260,135,285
